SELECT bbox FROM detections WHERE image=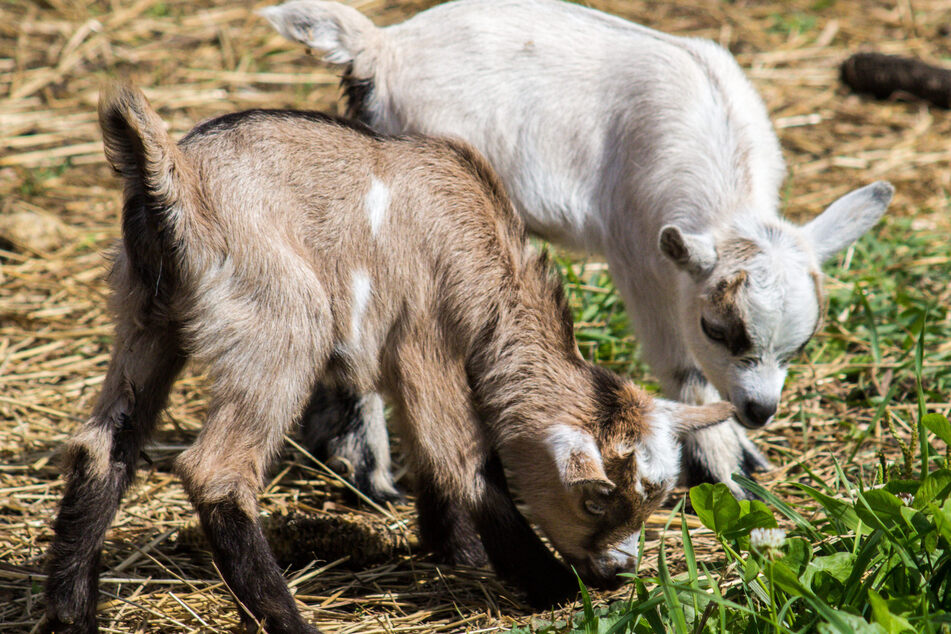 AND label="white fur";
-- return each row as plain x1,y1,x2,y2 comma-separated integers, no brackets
607,530,640,567
639,403,686,486
365,176,389,236
546,424,601,482
263,0,893,492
